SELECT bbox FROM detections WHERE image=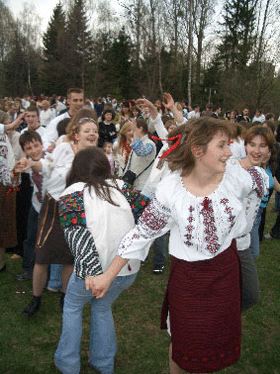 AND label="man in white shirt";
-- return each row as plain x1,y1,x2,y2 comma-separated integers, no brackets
42,88,84,149
39,100,56,128
187,104,200,120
